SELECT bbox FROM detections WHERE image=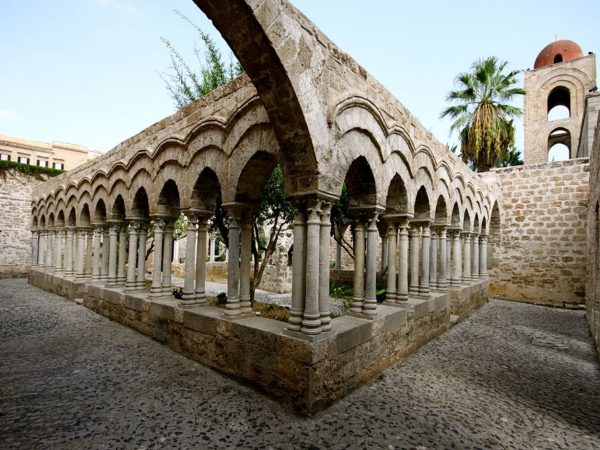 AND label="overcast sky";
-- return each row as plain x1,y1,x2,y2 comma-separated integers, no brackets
1,0,598,154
